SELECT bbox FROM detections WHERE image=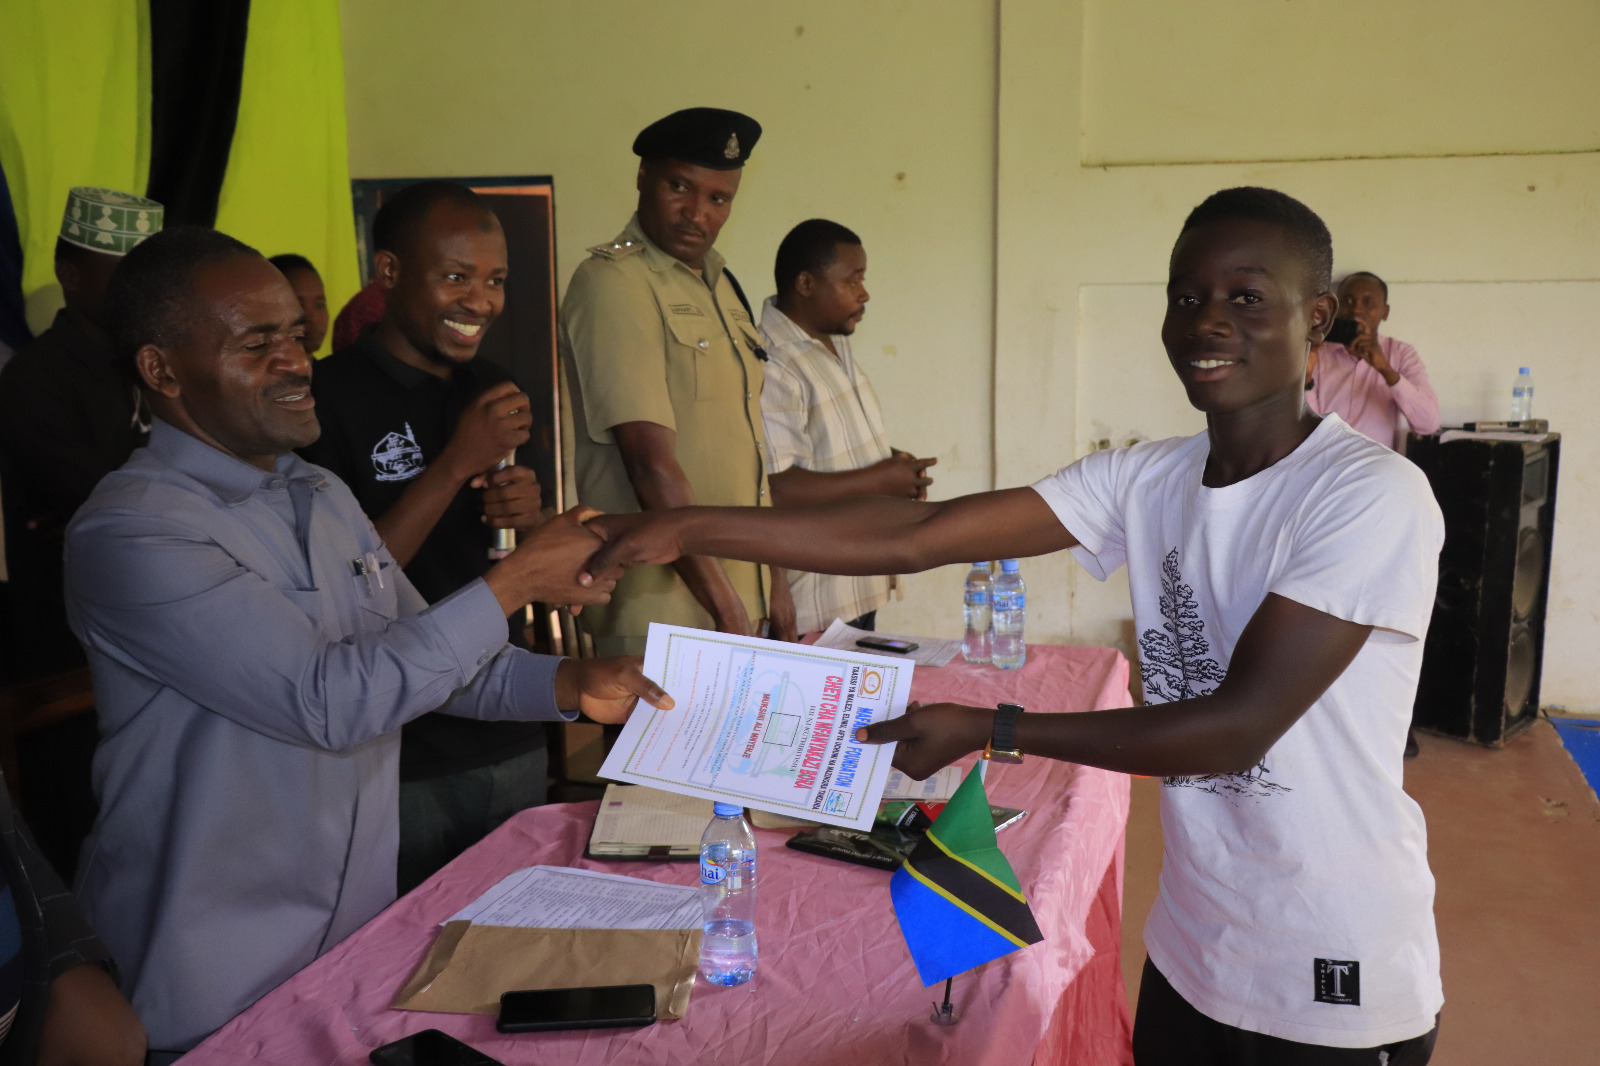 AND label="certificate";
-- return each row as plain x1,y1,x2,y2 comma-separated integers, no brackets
599,623,914,830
